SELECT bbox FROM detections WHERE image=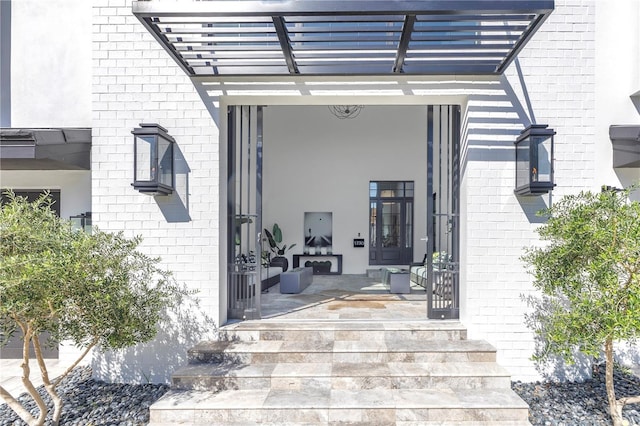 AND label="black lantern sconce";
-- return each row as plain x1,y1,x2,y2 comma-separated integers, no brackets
70,212,92,233
131,123,175,196
514,124,556,196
